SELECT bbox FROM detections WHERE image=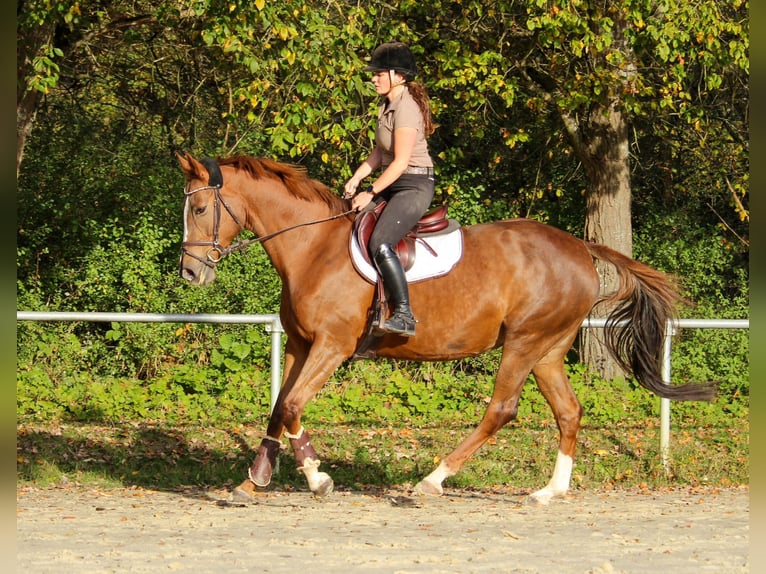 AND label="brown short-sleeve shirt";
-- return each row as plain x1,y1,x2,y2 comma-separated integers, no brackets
375,88,433,169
